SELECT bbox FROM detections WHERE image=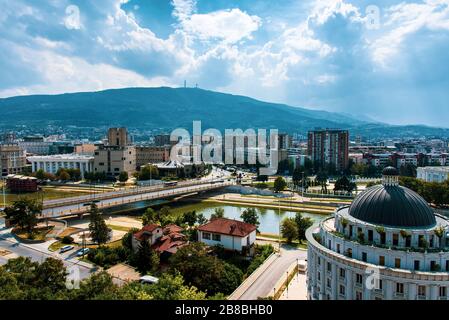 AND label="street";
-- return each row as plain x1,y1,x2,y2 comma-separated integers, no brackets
238,244,308,300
